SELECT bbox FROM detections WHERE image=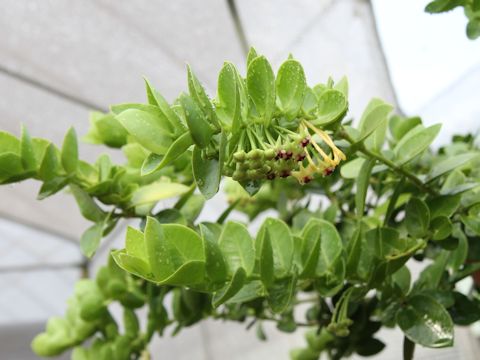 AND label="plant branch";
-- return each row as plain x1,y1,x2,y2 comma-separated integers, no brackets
403,336,415,360
340,129,437,196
